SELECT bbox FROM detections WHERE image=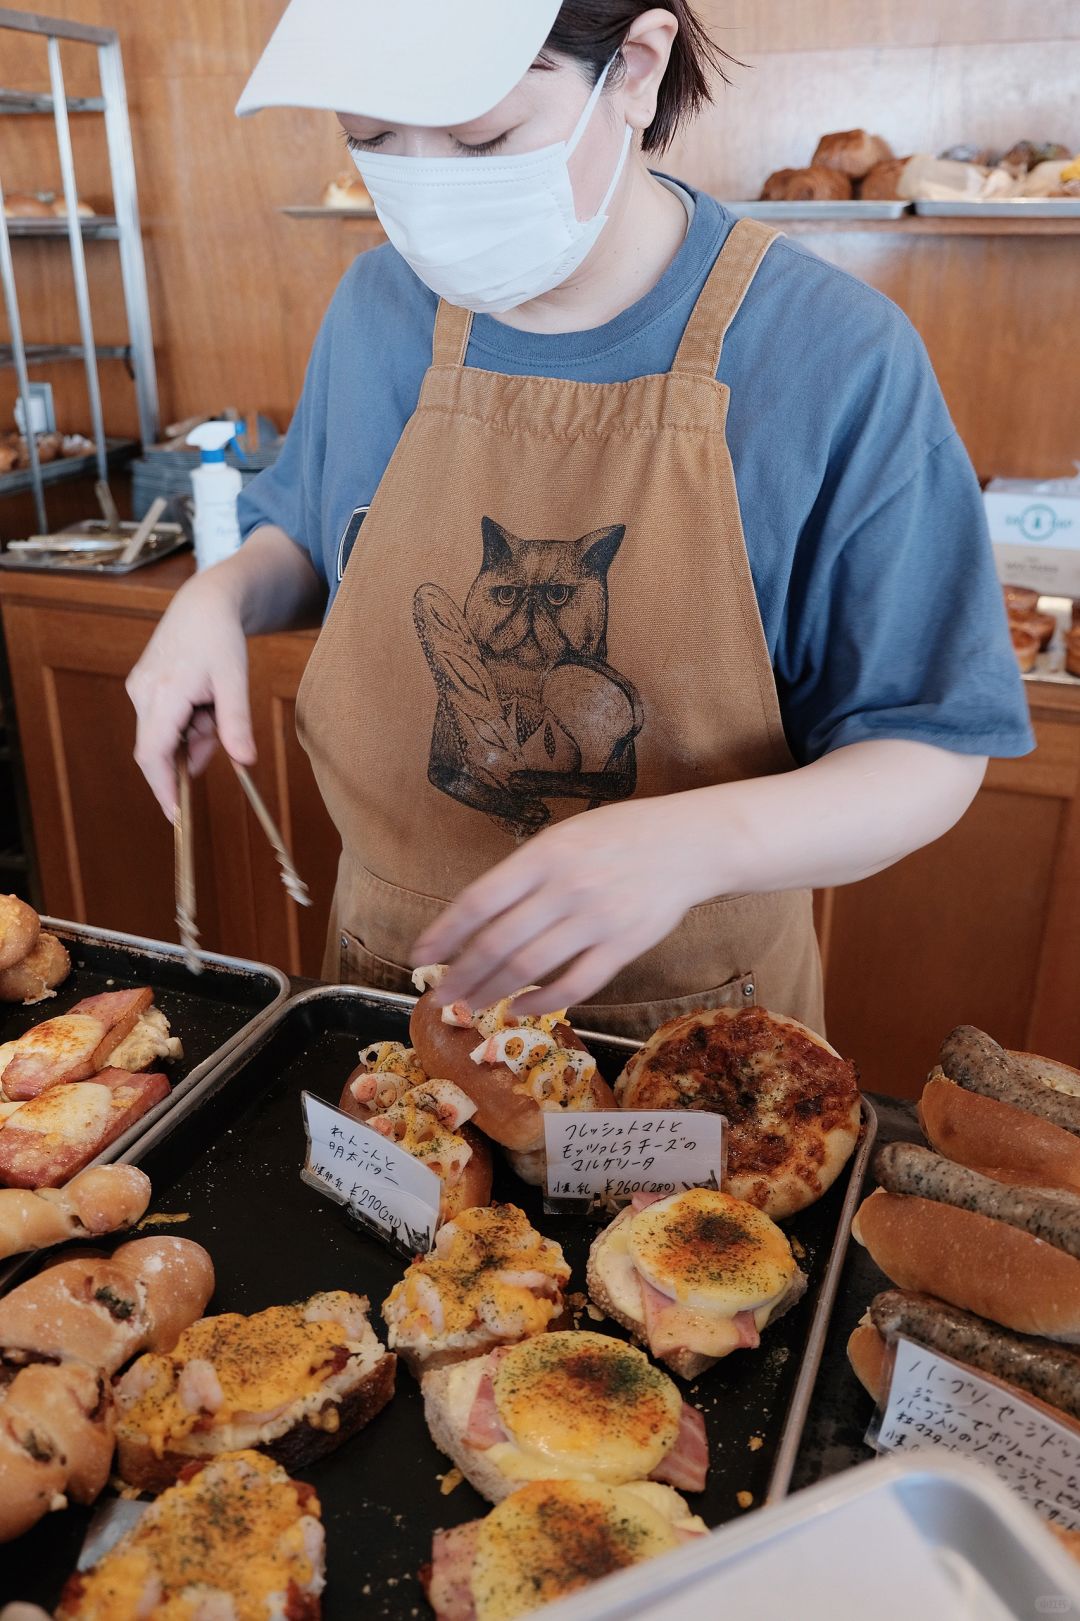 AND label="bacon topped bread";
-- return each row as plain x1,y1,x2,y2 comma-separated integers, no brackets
55,1451,325,1620
615,1005,861,1219
424,1479,707,1621
587,1188,806,1378
0,987,181,1101
421,1330,708,1504
0,1068,170,1188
